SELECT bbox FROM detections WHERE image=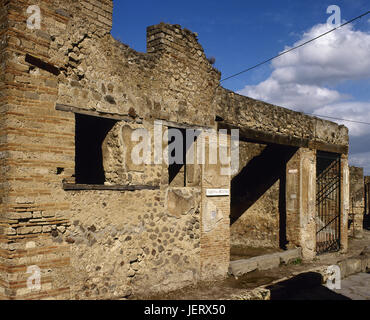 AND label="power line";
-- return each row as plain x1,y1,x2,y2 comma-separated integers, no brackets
220,10,370,83
306,113,370,126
